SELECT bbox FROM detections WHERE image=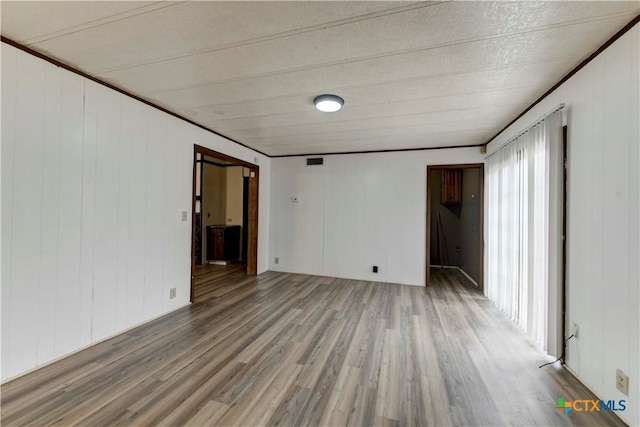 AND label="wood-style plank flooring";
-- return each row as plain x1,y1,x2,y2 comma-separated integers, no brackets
1,266,626,426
